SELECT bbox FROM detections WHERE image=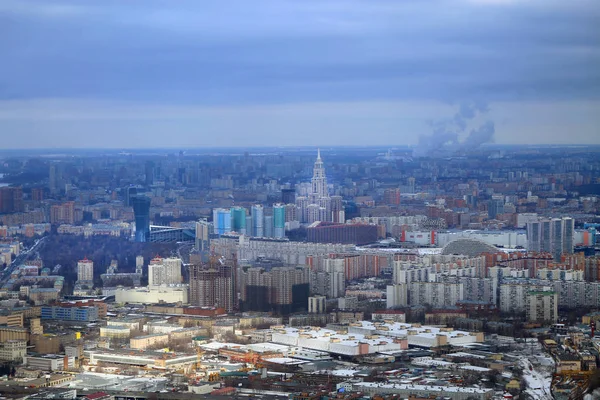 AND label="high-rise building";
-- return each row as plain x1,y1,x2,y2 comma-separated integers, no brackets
230,207,247,234
383,189,401,206
281,188,296,204
409,282,464,308
145,161,155,186
330,196,344,223
50,202,75,225
135,256,144,275
131,196,151,242
295,196,309,223
245,215,253,237
77,258,93,282
212,208,232,236
284,203,297,223
527,217,575,261
273,204,285,238
195,219,212,252
487,197,504,220
251,205,264,237
31,188,44,202
0,187,24,214
295,150,333,224
189,262,234,312
264,215,274,238
239,266,309,314
148,257,182,286
308,296,326,314
324,258,345,298
386,284,408,309
307,222,378,245
48,164,62,194
124,186,138,207
311,149,328,200
526,290,558,323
